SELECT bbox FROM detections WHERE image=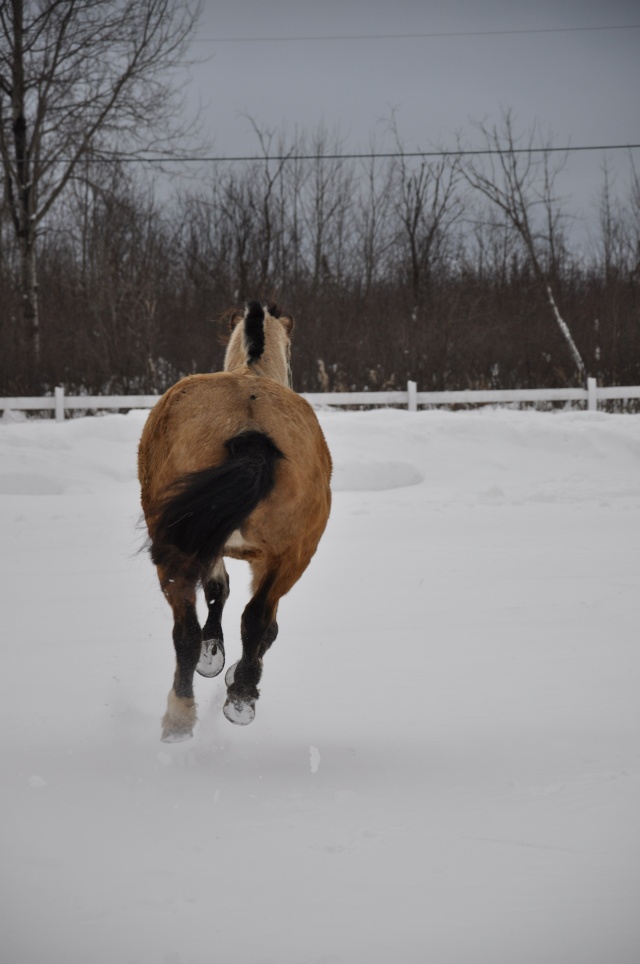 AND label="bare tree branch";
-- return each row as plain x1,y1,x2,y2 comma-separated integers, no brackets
460,109,585,378
0,0,201,374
